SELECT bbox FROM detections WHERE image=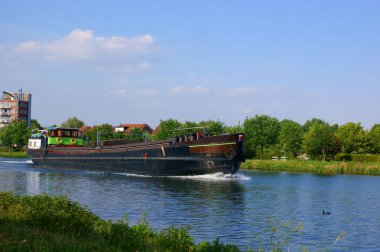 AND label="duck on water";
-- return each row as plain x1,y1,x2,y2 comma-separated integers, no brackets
26,127,245,176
